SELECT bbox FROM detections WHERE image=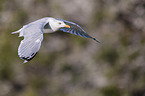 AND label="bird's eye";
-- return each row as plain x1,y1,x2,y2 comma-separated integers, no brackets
59,22,62,24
